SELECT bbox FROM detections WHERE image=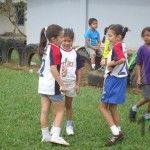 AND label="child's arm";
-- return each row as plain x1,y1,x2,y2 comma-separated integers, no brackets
107,58,126,67
50,65,65,92
85,38,97,51
136,64,142,84
95,39,101,50
76,69,81,94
